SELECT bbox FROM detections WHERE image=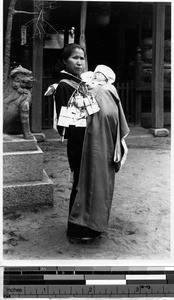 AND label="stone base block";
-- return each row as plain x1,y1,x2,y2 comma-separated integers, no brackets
3,134,38,152
149,128,169,137
33,132,46,142
3,146,43,184
3,170,54,213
